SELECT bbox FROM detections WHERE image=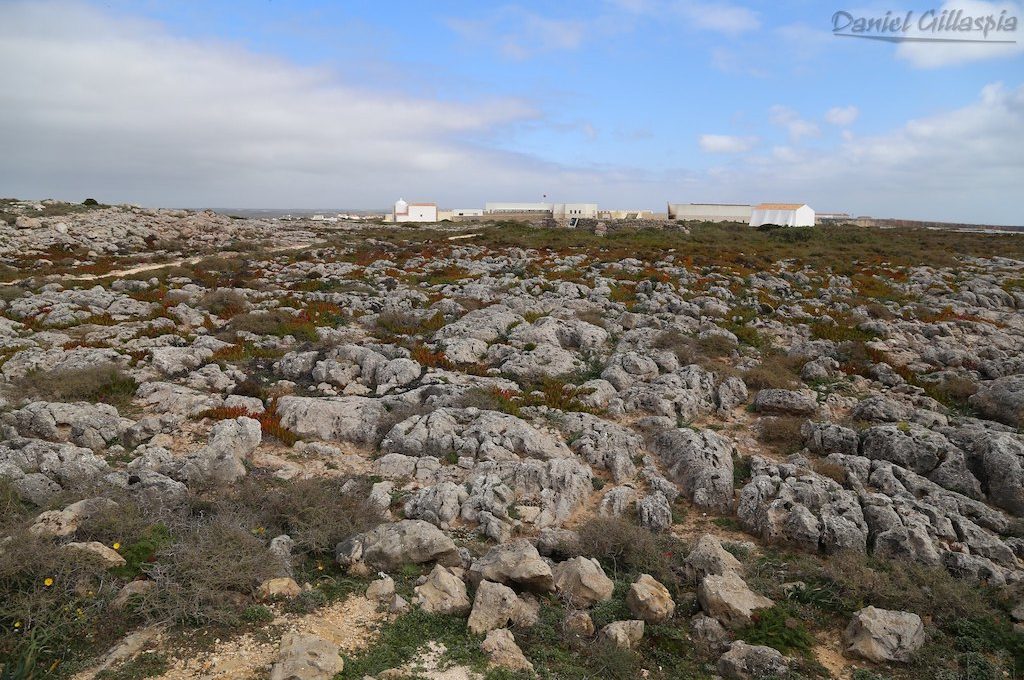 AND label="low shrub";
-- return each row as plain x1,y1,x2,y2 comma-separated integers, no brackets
742,354,803,390
138,516,281,625
738,605,814,655
13,363,137,411
757,416,806,454
197,289,248,319
0,529,127,676
228,476,381,557
575,517,685,588
226,310,318,342
374,309,445,339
